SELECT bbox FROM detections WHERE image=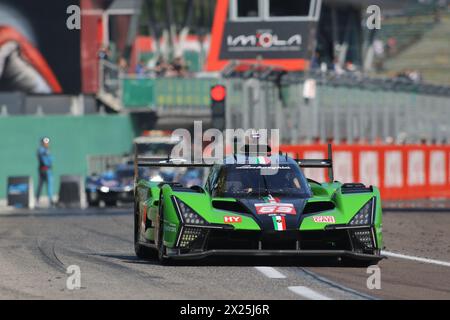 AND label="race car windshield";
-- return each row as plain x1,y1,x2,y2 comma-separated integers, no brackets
213,164,310,198
116,168,149,180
